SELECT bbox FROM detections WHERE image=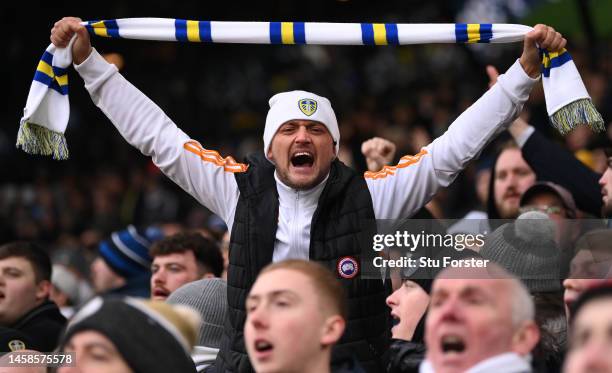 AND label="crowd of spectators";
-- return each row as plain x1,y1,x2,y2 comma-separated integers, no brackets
2,1,612,372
